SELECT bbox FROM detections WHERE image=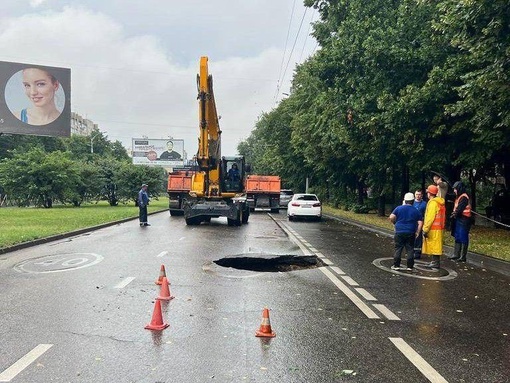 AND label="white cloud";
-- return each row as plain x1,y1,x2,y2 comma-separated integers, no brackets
0,3,315,155
29,0,47,7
